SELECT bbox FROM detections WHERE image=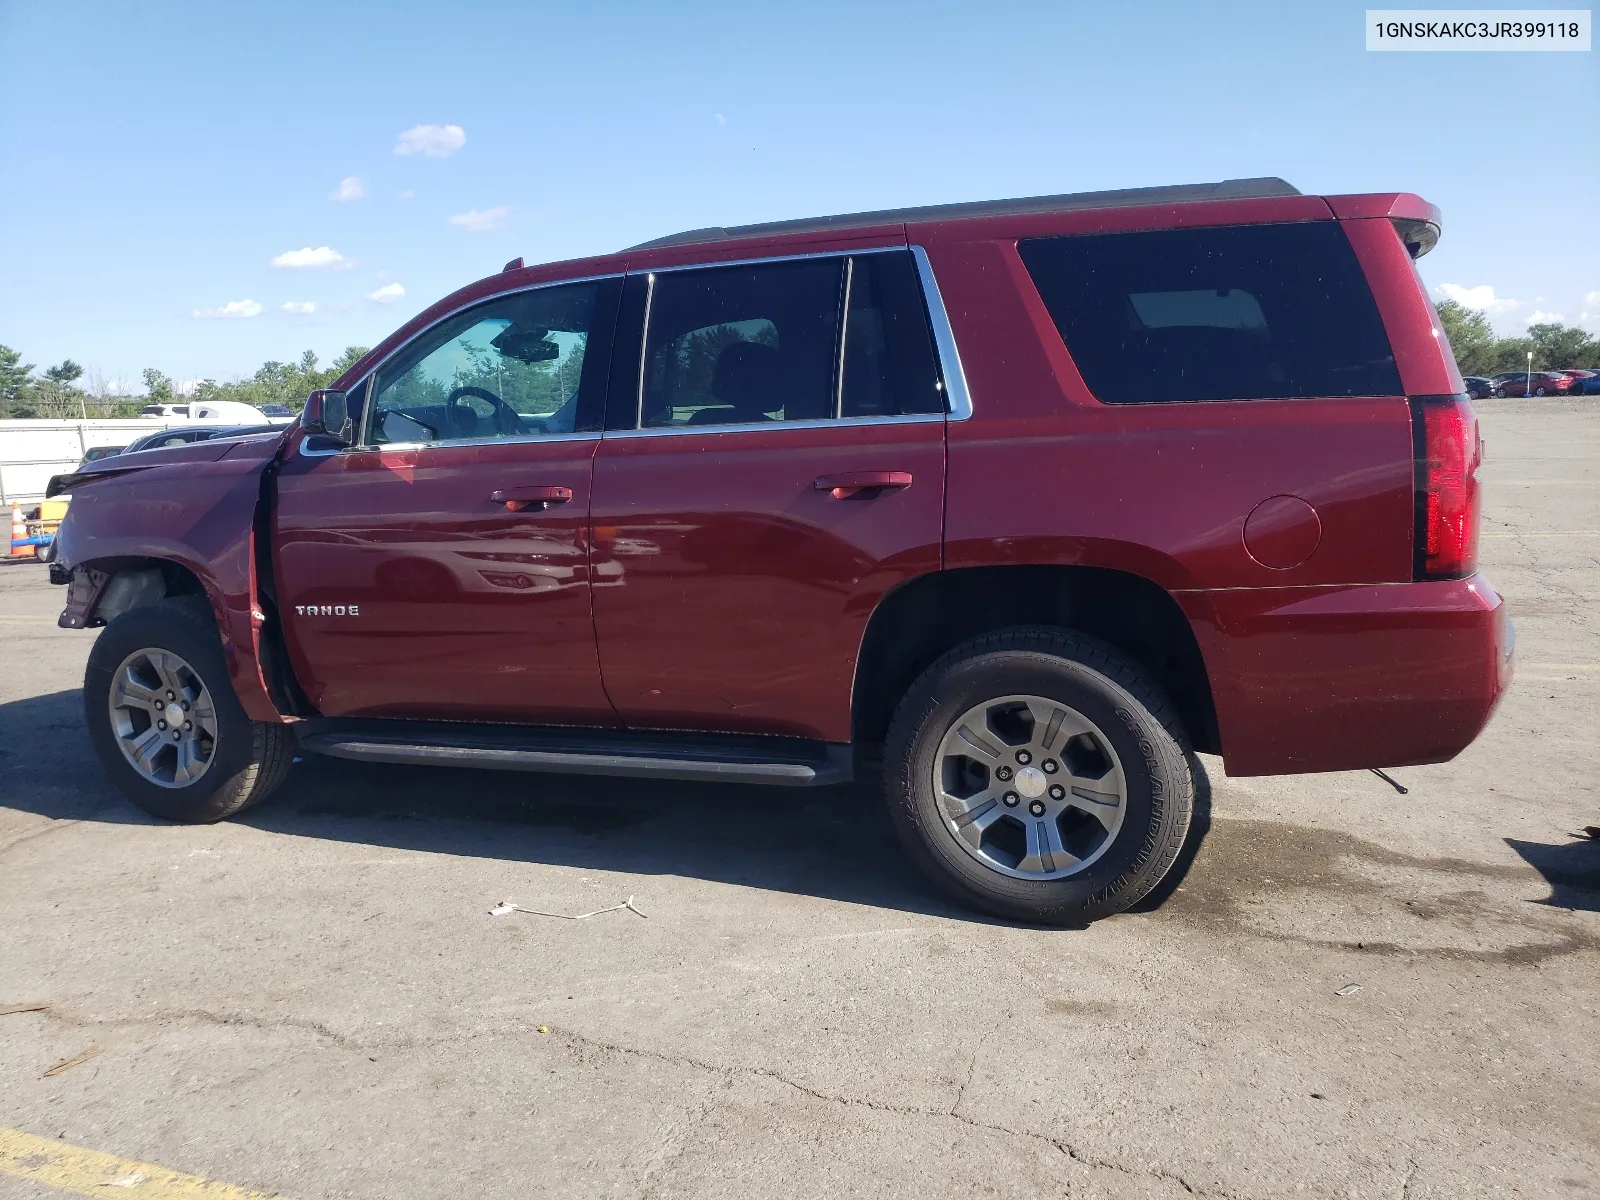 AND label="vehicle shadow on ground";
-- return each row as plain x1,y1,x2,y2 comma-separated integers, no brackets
1504,837,1600,913
3,689,1213,927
